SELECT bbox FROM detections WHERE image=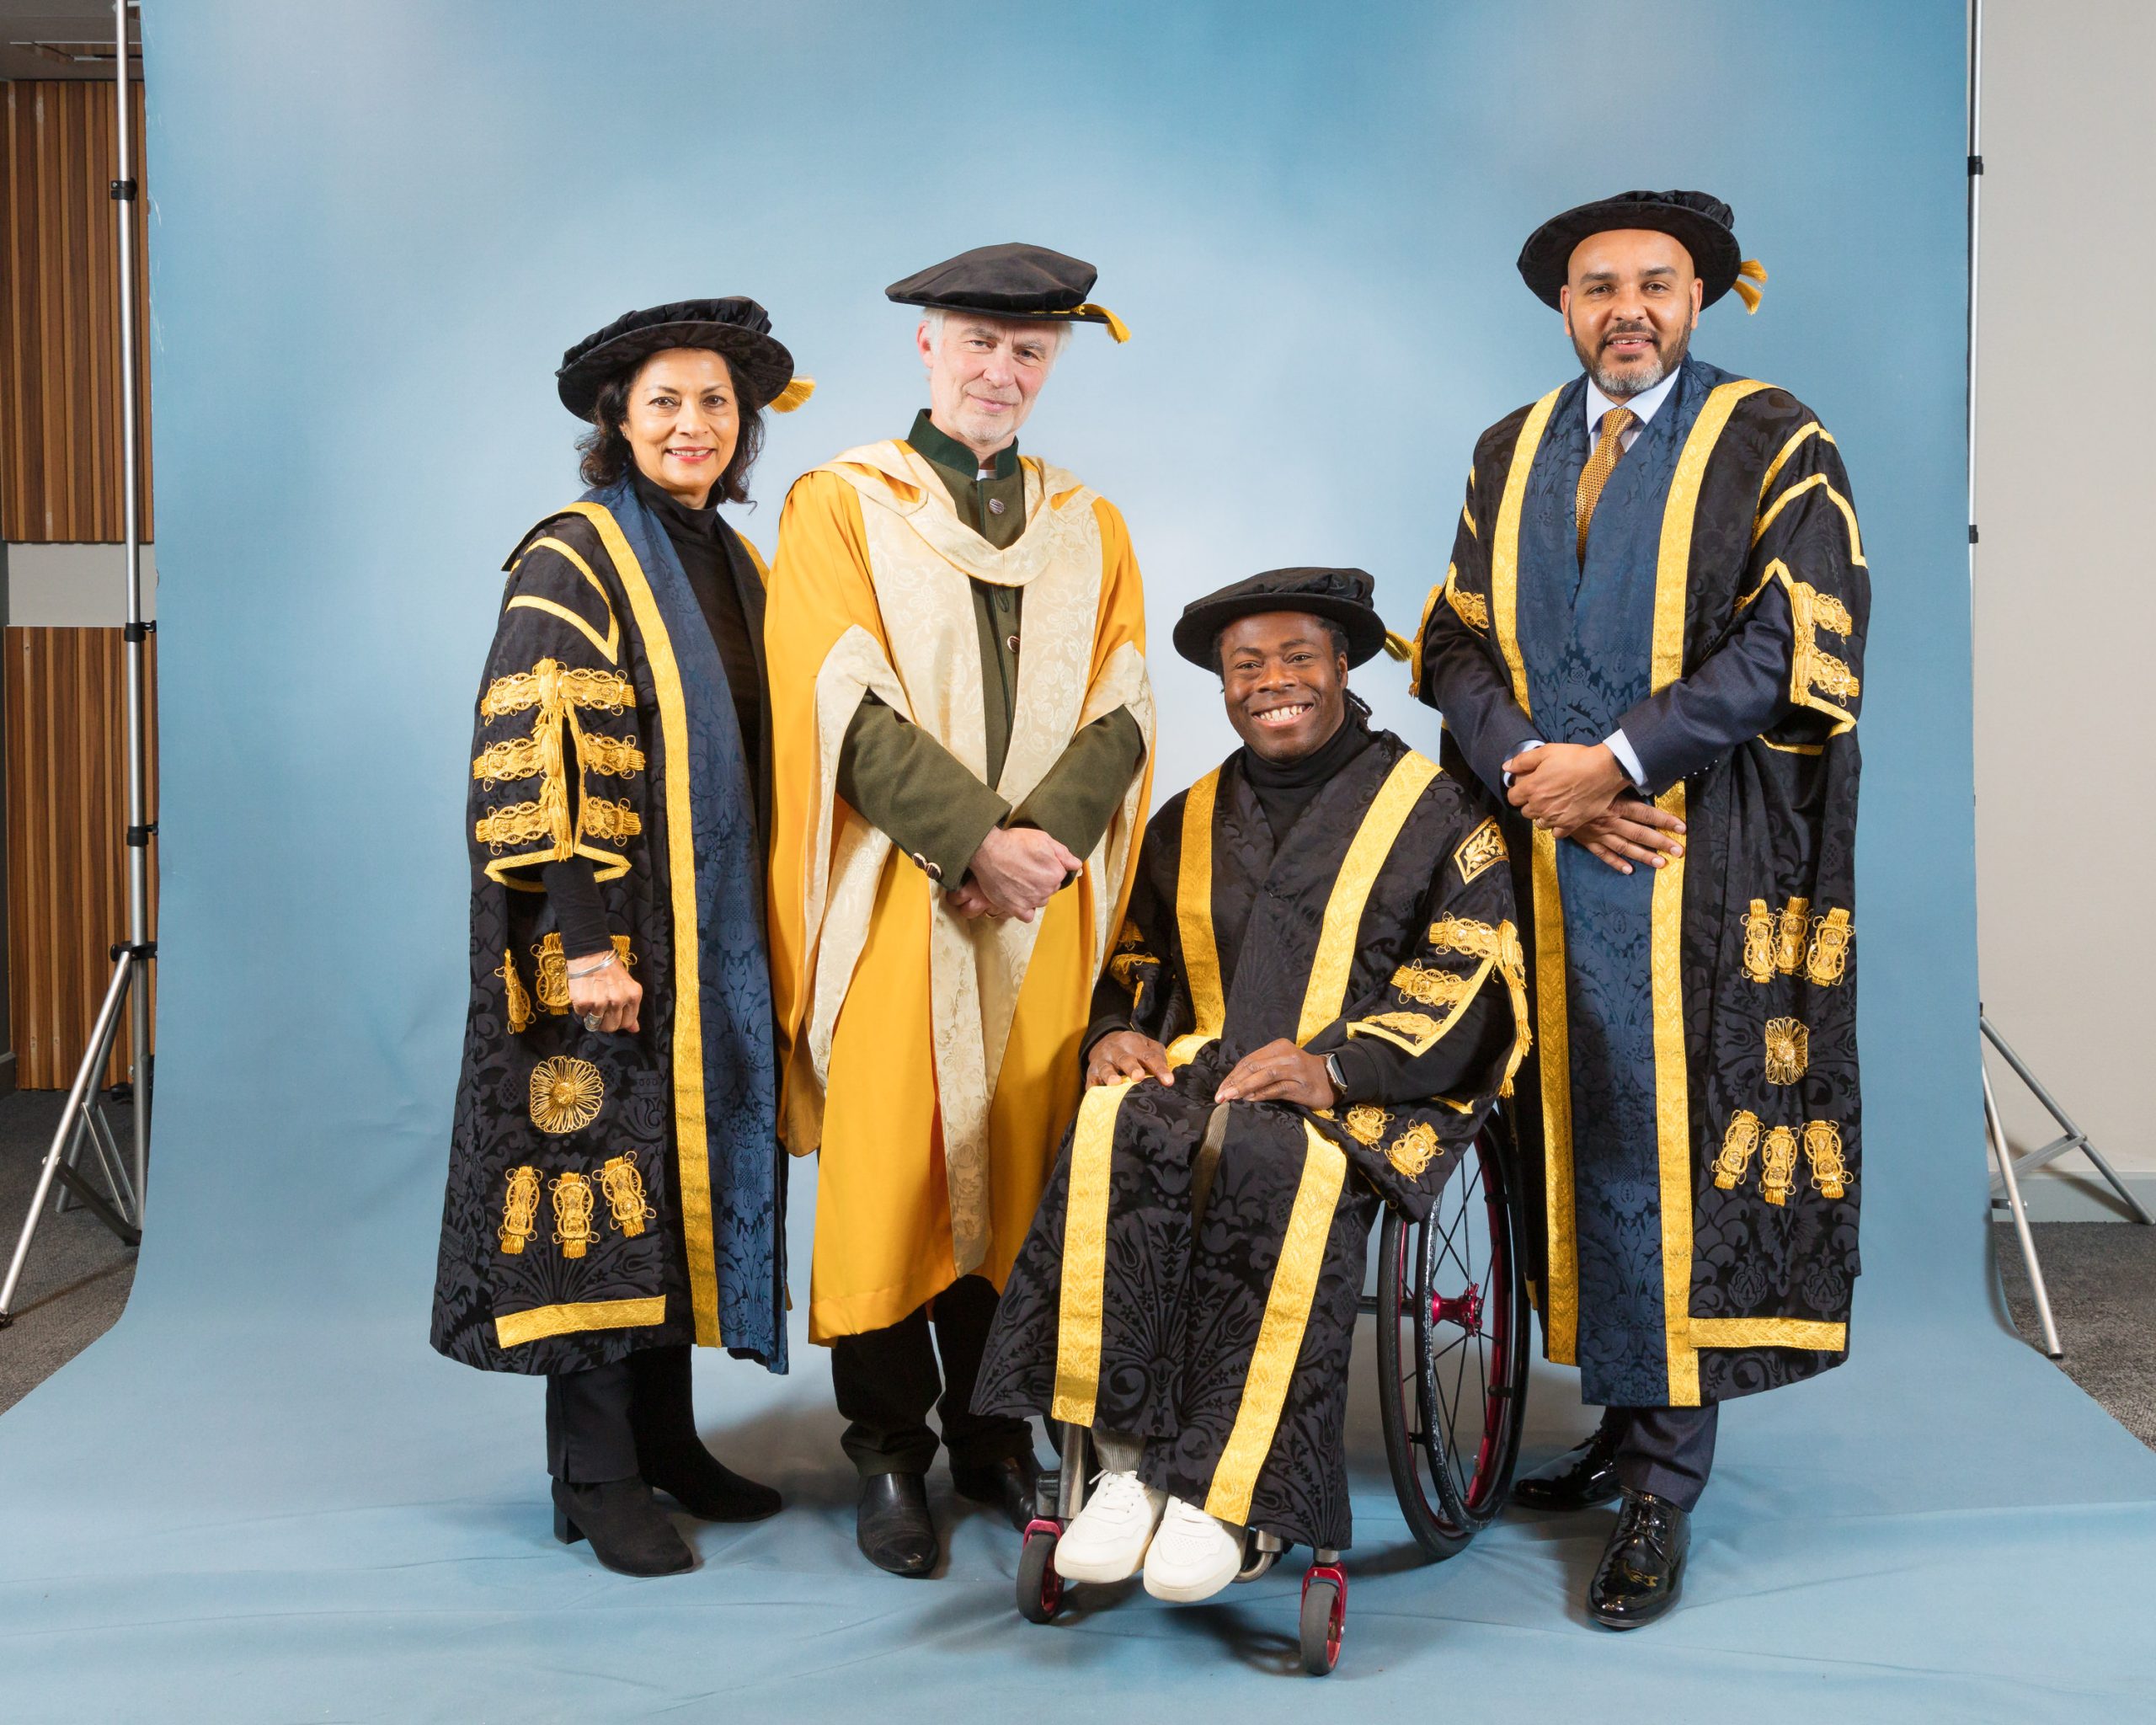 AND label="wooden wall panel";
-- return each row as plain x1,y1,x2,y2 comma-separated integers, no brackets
0,79,152,543
4,626,156,1088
